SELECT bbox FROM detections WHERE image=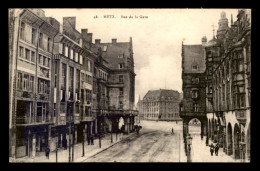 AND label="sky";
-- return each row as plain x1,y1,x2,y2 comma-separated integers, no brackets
43,8,239,105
